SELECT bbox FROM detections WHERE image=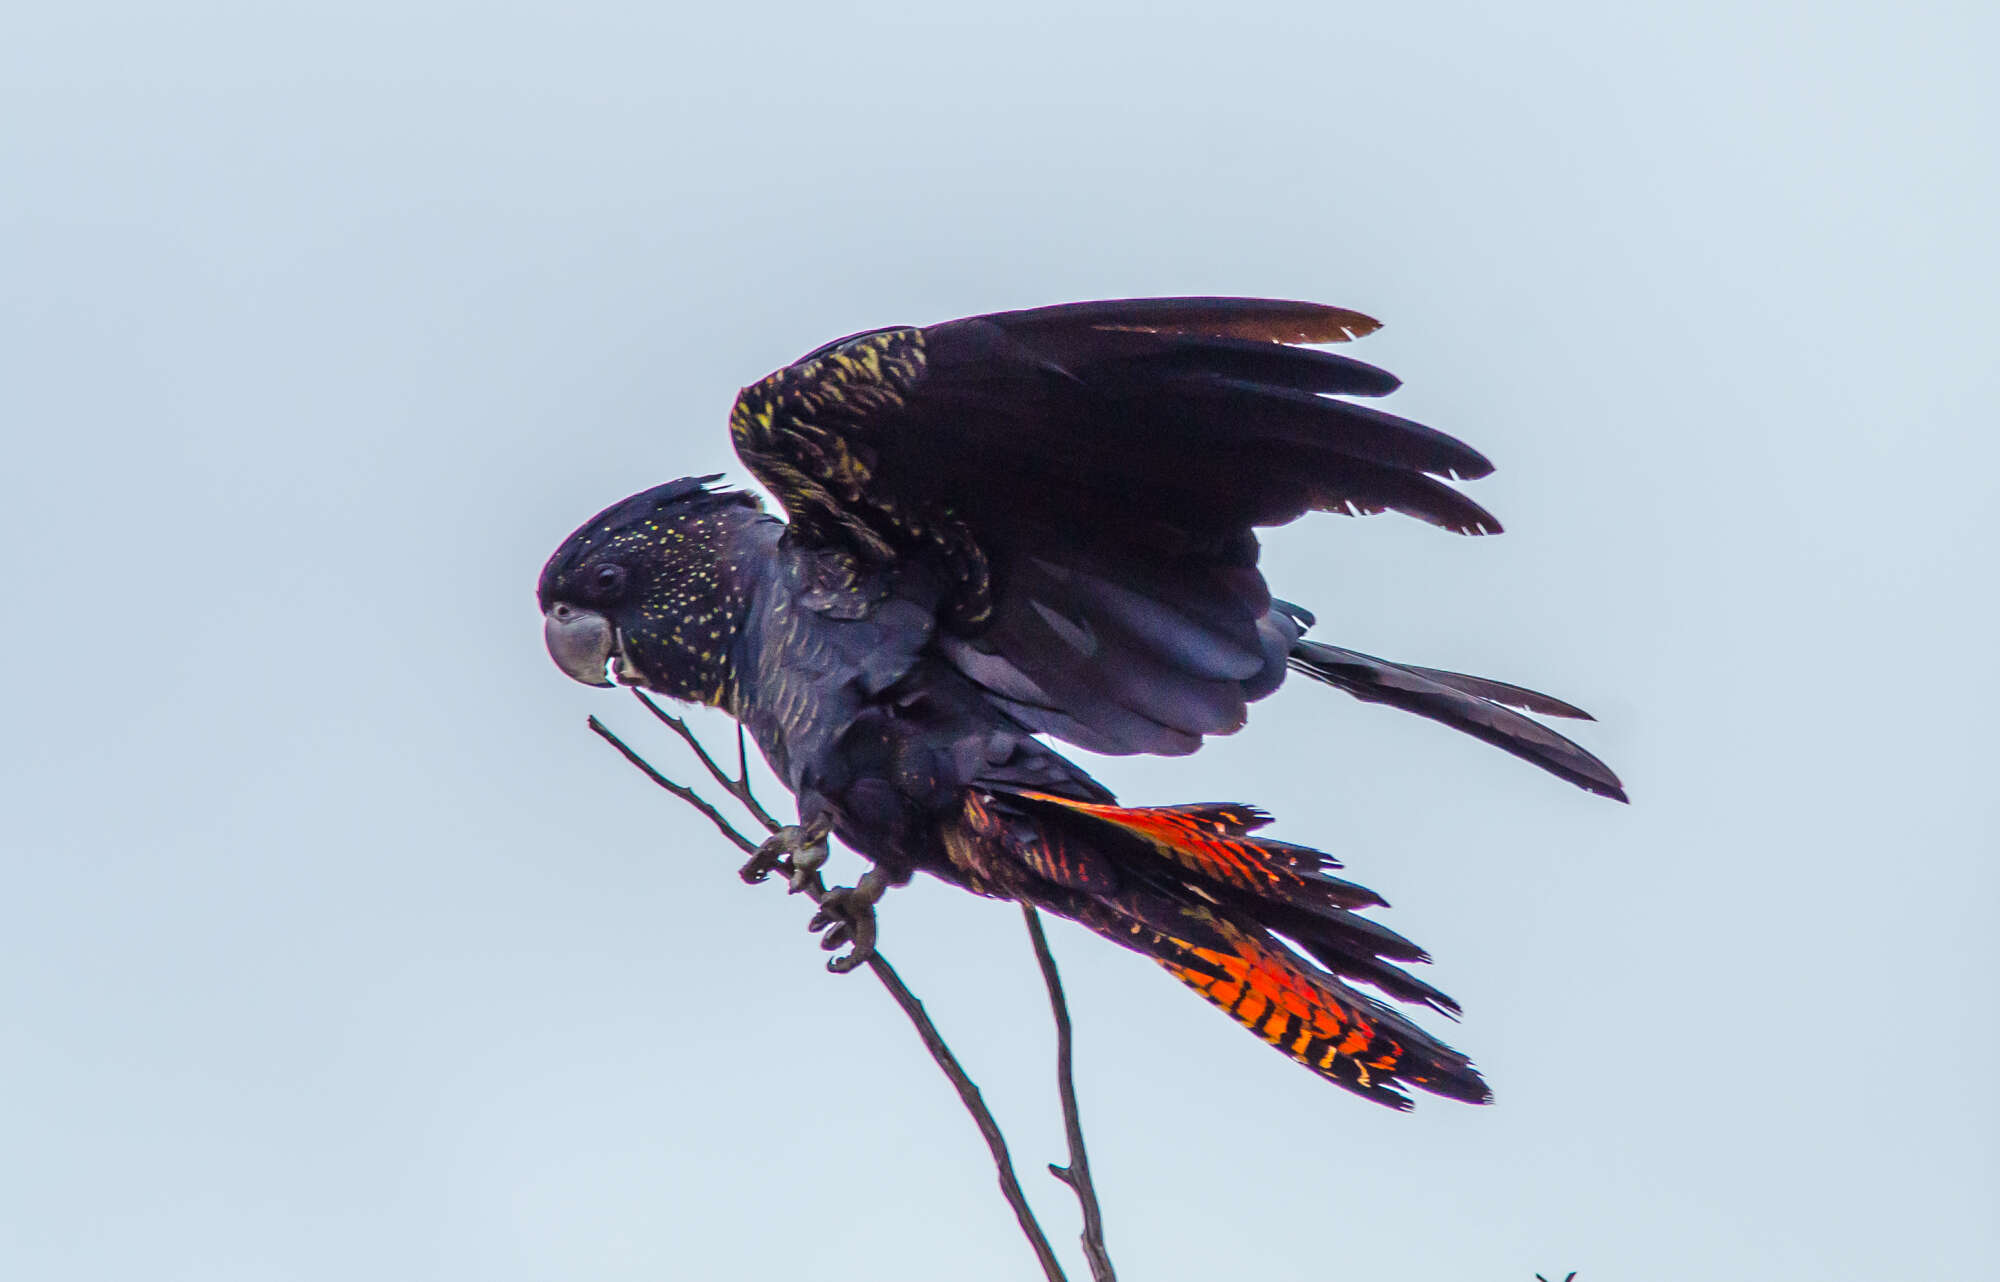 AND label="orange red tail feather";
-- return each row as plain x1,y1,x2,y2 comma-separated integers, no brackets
948,789,1490,1108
